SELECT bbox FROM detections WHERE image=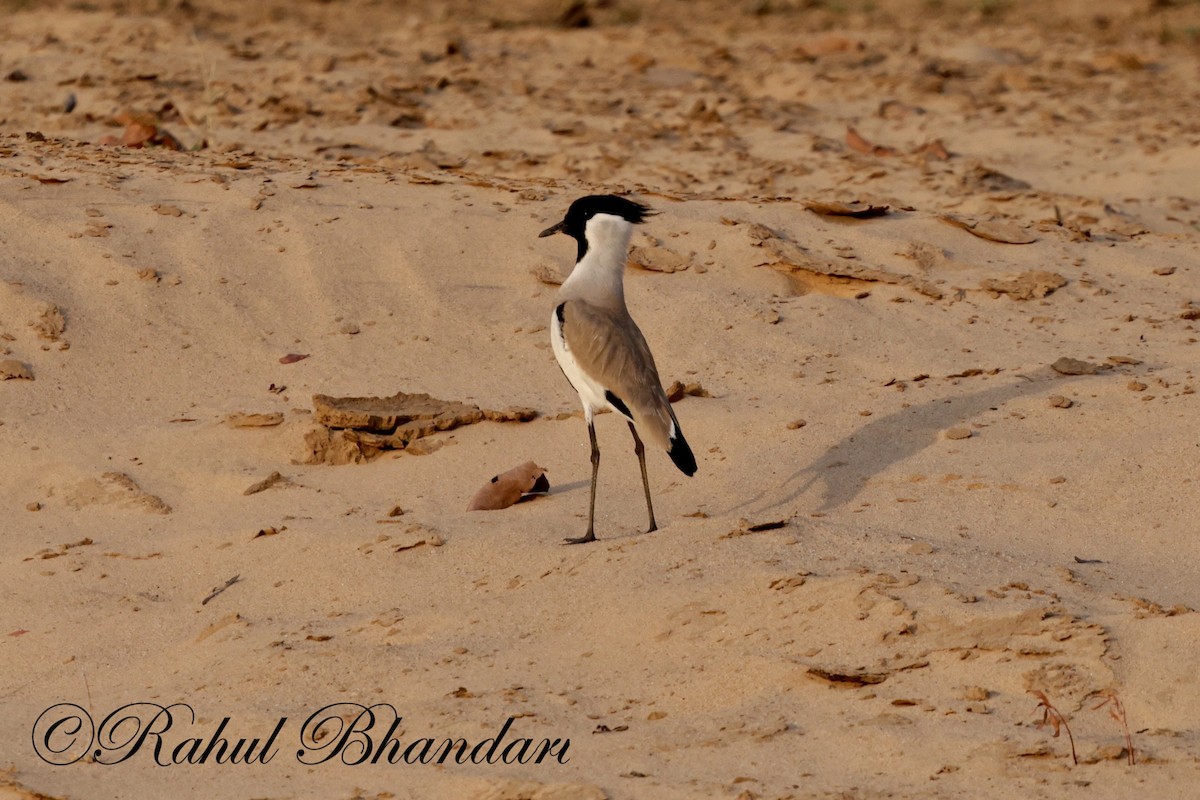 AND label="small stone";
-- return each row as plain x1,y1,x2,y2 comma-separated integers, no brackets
944,427,972,440
26,501,42,512
963,686,990,701
1048,395,1073,408
339,321,361,335
906,541,934,555
786,419,807,430
1153,266,1176,276
1049,476,1067,484
405,438,444,456
1051,357,1102,376
387,505,405,517
1127,380,1147,392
